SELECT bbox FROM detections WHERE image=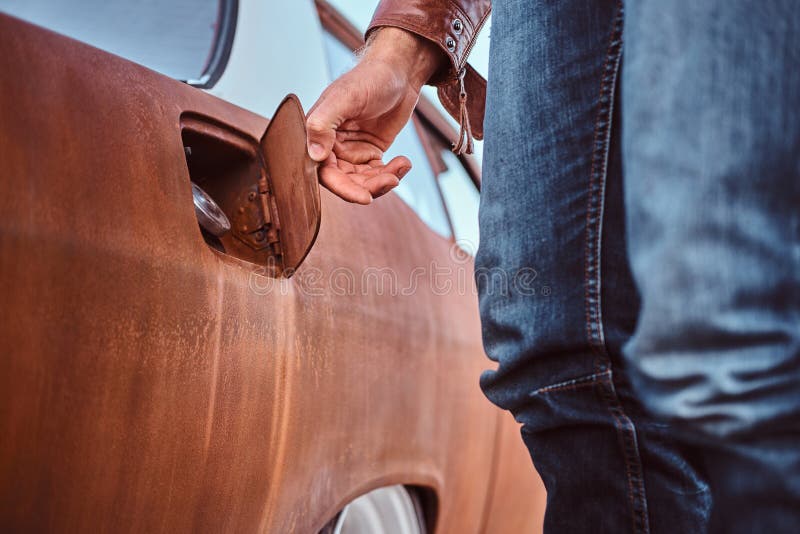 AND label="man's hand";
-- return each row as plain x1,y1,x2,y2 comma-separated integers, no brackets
306,28,445,204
